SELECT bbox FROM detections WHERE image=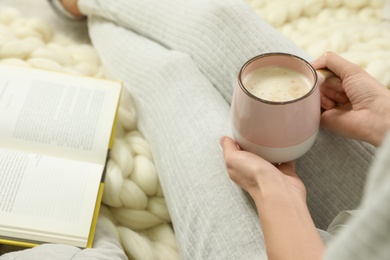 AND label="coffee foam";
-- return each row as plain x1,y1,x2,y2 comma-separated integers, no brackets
243,66,312,102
